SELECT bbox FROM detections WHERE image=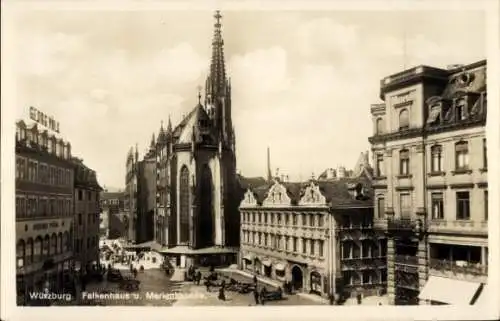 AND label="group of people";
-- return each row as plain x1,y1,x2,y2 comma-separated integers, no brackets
251,275,282,306
186,265,203,285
